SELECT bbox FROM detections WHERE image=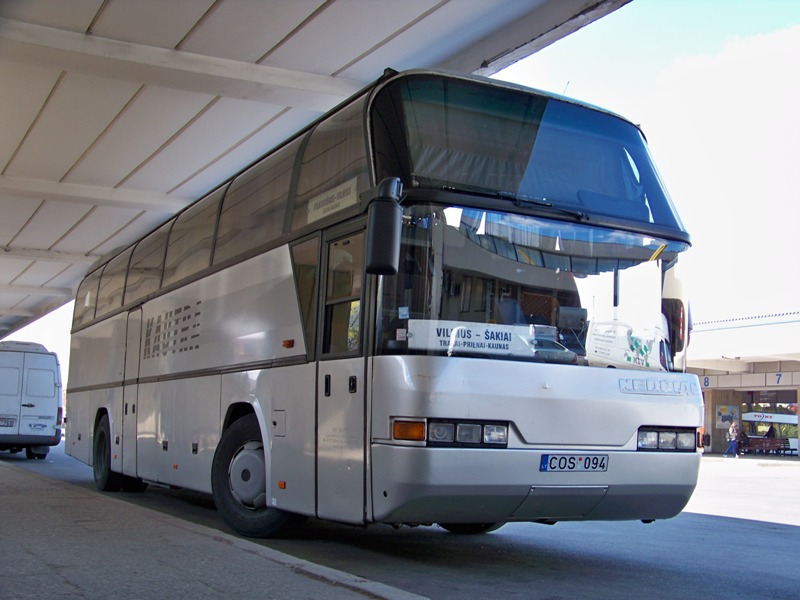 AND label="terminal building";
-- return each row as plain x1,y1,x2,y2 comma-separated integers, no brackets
688,312,800,455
